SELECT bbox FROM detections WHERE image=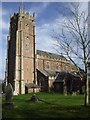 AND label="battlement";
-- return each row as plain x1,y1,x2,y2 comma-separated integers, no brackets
10,7,34,21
